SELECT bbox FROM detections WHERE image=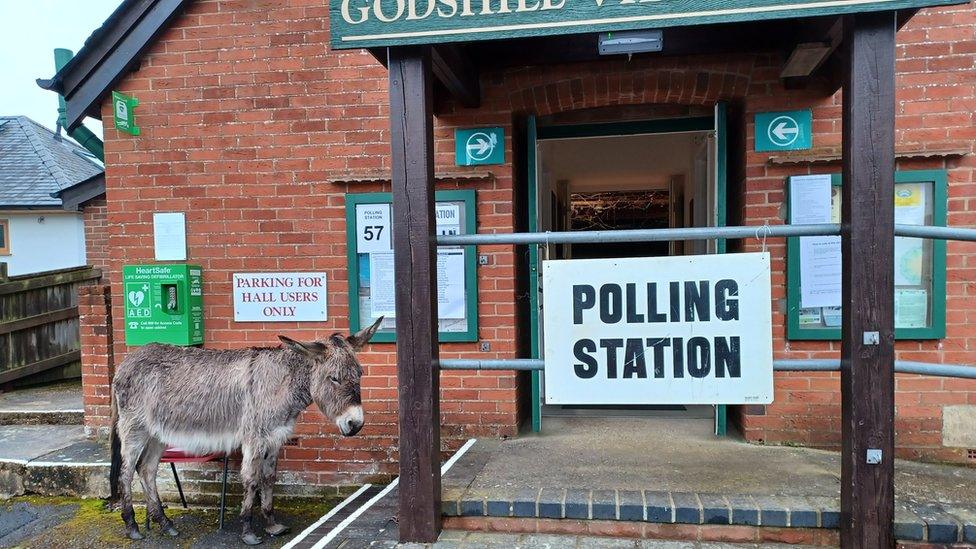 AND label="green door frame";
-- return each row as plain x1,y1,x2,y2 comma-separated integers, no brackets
525,106,729,435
